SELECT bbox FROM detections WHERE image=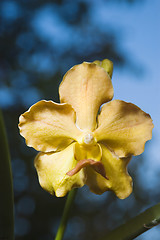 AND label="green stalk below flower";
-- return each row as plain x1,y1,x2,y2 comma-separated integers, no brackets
55,188,77,240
